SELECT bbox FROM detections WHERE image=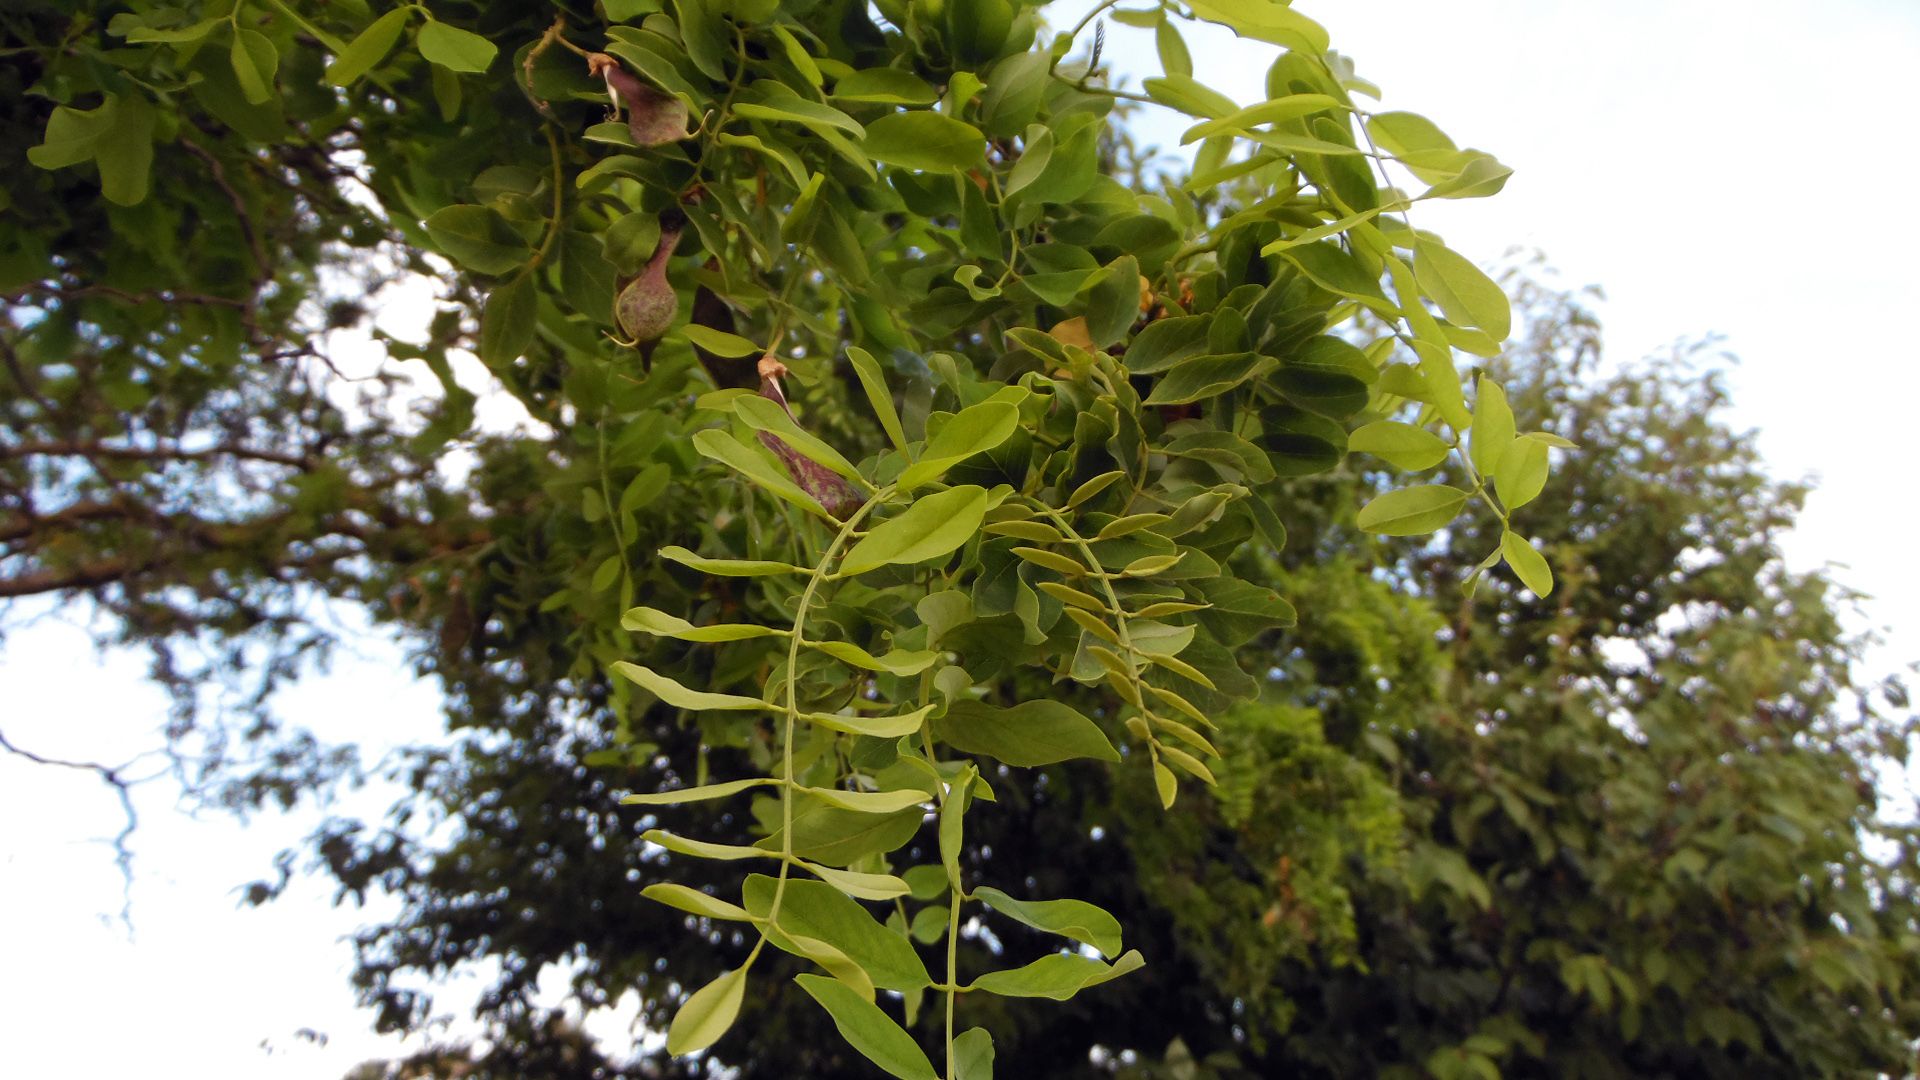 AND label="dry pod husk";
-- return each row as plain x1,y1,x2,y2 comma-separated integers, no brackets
755,355,865,519
586,53,689,147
